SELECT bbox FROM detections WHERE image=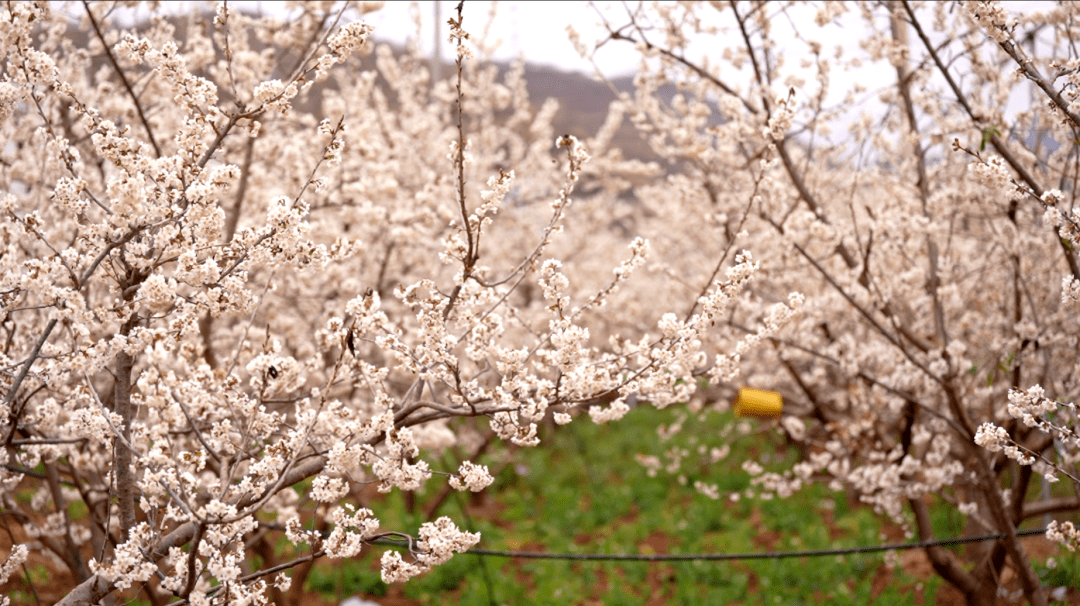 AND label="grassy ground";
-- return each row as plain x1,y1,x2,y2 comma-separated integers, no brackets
4,403,1078,604
306,404,1080,606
